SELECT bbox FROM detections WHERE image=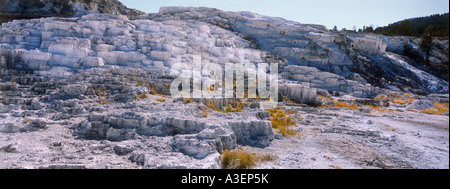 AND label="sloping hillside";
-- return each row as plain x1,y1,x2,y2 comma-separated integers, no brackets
374,13,449,37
